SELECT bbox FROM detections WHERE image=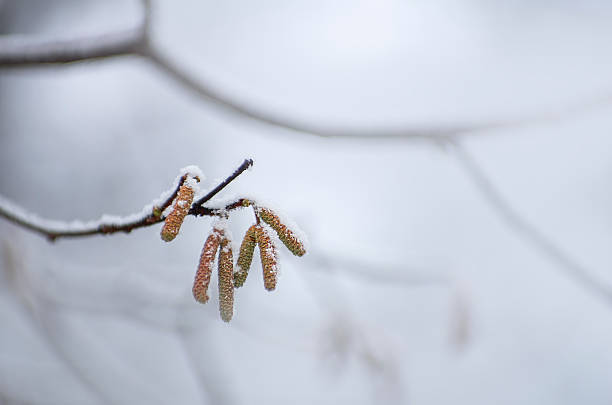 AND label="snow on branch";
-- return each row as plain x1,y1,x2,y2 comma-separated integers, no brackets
0,158,313,322
0,159,252,241
2,1,611,316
